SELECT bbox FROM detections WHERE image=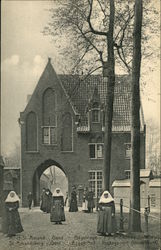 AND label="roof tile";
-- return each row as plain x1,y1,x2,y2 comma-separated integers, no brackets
59,74,133,129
